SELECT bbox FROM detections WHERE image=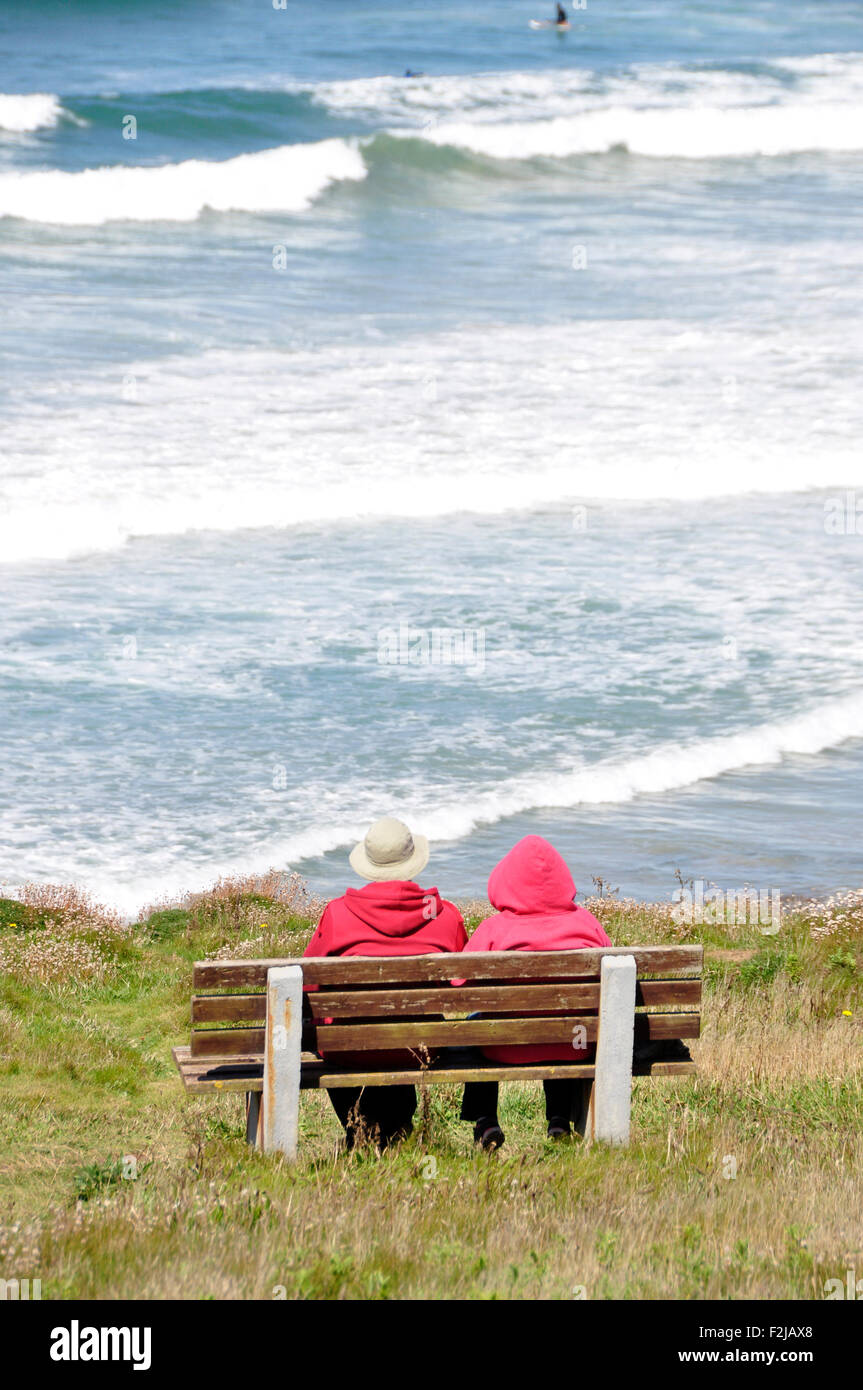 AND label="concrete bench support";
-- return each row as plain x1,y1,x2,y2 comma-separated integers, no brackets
590,953,637,1146
262,965,303,1158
